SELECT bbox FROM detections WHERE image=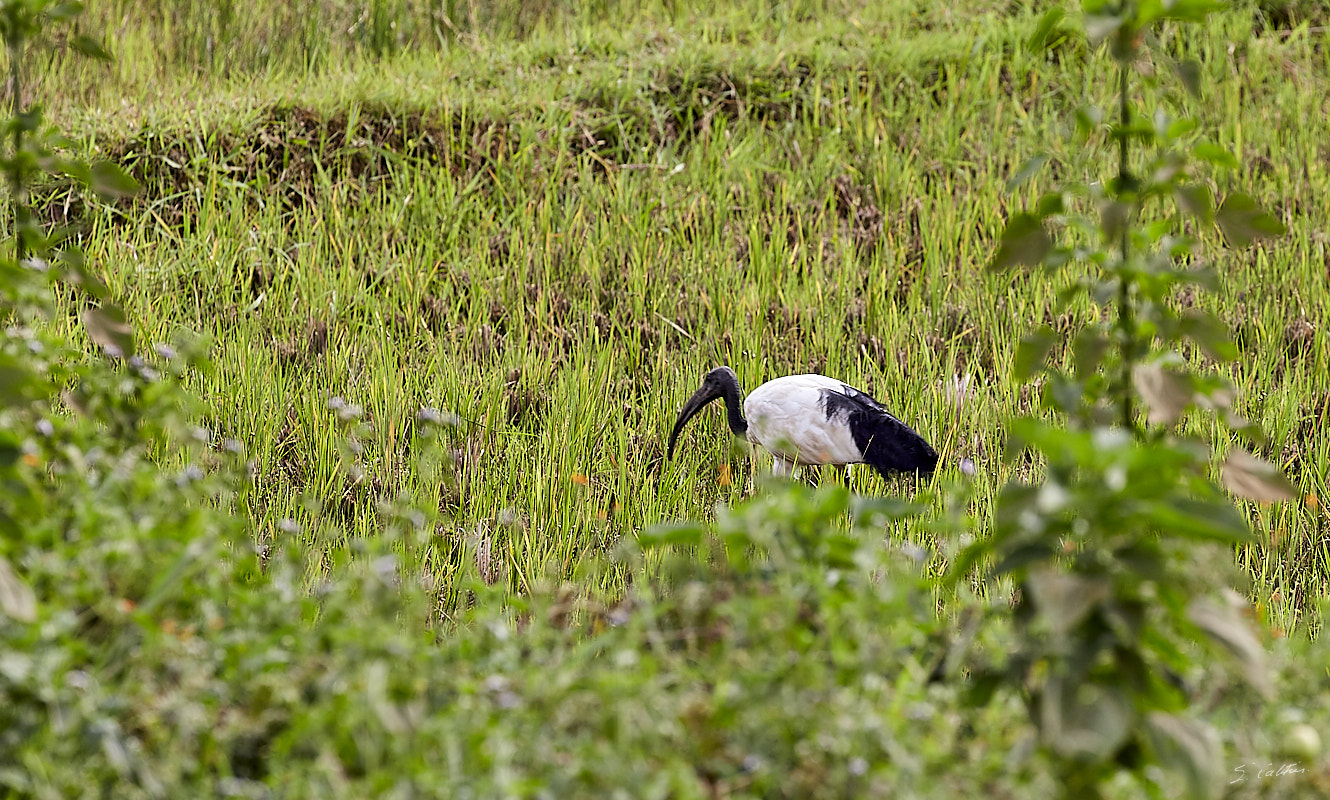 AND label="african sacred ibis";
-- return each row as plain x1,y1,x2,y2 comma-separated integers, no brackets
667,366,938,478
